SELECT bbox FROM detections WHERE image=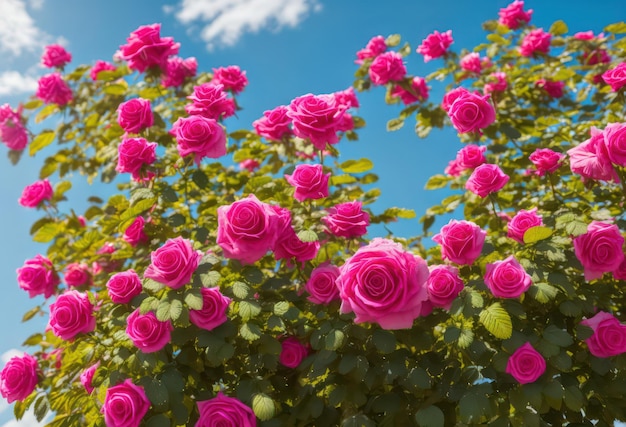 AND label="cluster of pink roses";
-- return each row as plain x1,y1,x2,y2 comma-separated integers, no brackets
568,122,626,183
0,104,28,151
